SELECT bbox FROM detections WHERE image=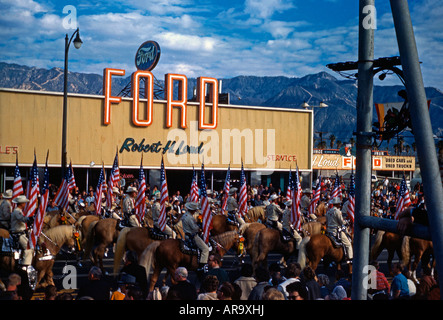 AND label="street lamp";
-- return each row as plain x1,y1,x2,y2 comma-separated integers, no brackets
301,101,328,109
61,28,82,178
